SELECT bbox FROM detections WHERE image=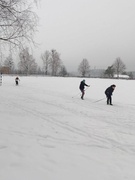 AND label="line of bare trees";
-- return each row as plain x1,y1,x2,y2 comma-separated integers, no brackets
0,1,68,76
0,1,134,78
0,49,134,78
41,49,68,76
78,57,134,79
0,47,69,76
